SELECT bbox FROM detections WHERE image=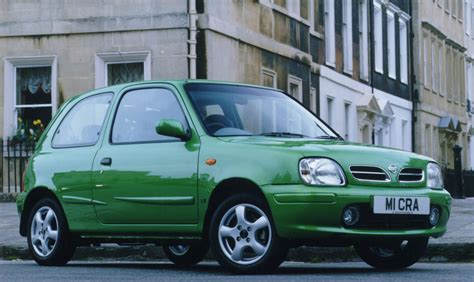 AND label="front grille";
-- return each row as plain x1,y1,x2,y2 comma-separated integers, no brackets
349,166,390,182
399,168,424,182
344,204,432,230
